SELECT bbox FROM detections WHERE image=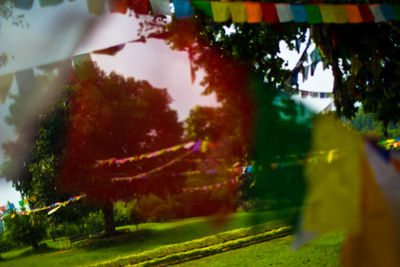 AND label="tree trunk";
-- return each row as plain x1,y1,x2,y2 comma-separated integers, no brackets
102,202,115,236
